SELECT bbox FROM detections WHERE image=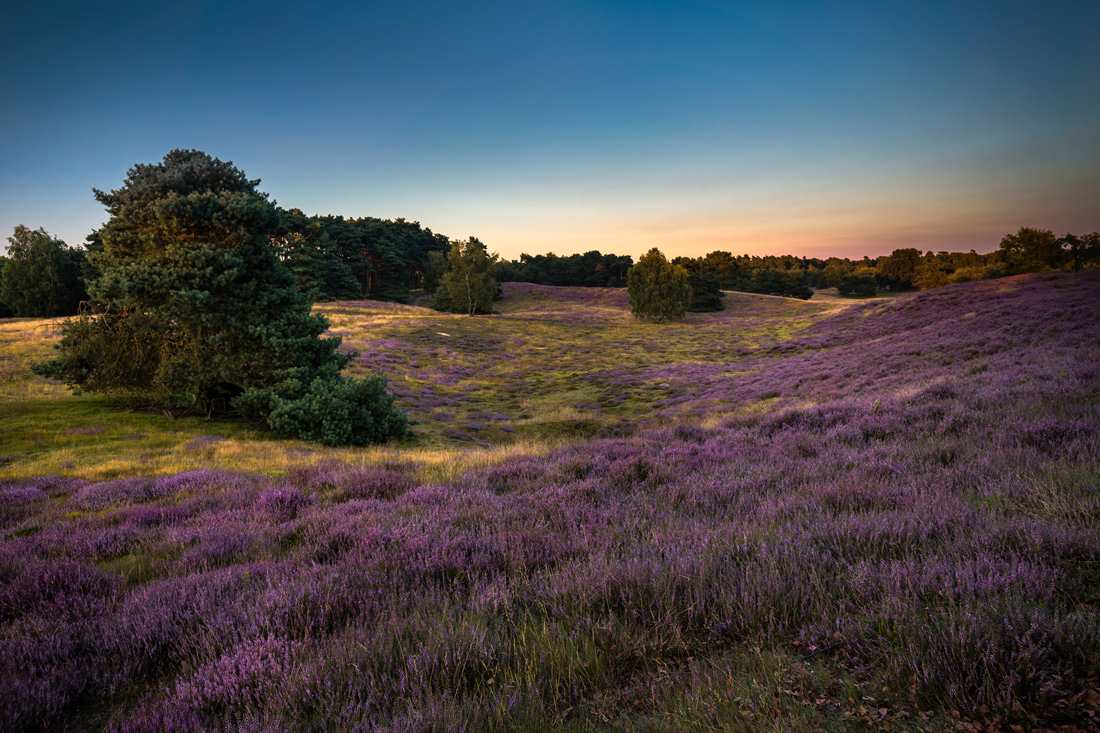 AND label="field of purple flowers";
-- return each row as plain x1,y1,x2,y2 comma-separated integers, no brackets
2,271,1099,731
